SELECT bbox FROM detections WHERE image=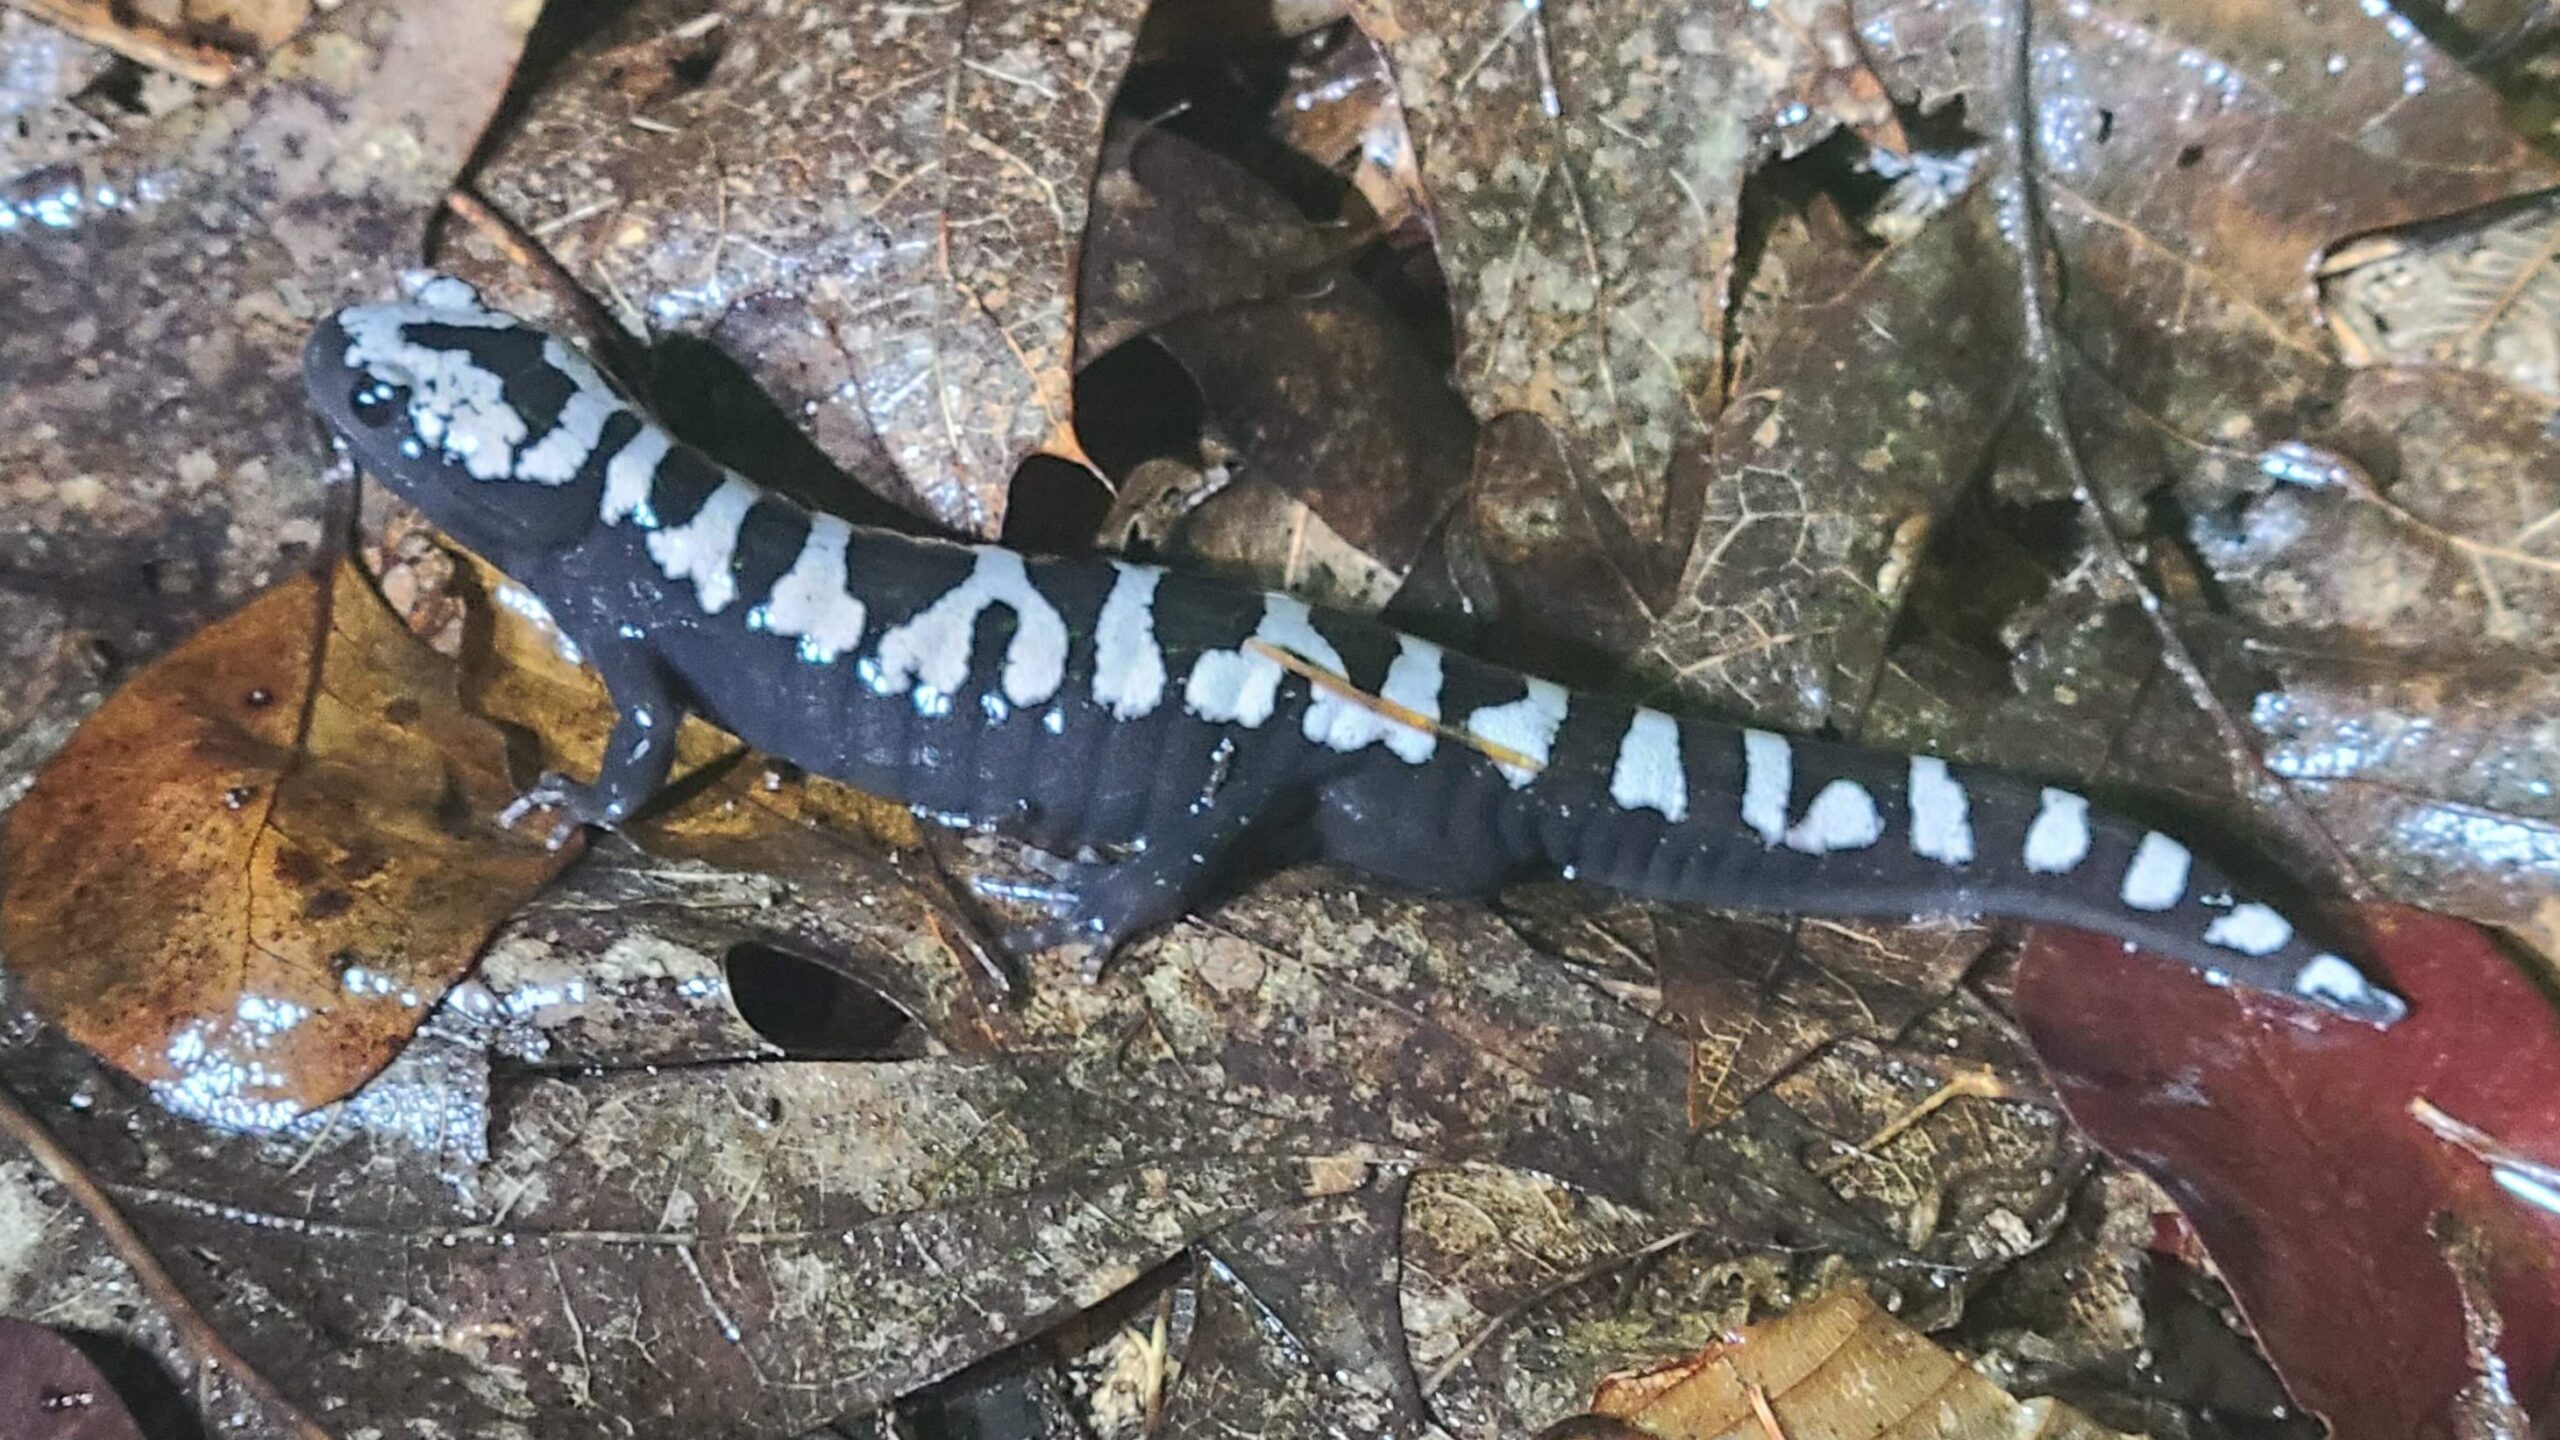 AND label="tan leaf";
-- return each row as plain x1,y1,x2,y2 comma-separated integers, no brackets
1583,1289,2131,1439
